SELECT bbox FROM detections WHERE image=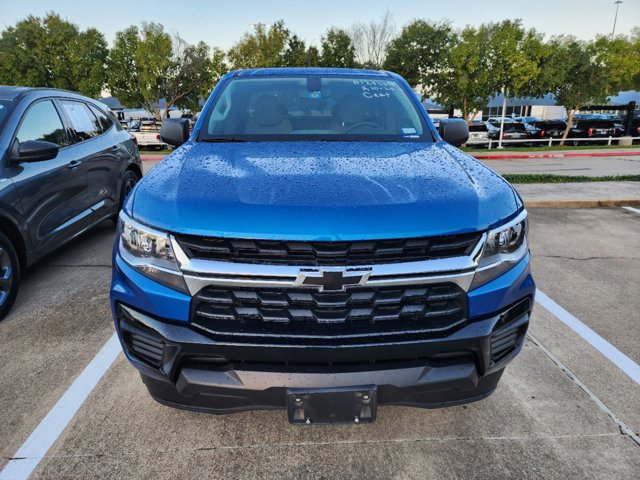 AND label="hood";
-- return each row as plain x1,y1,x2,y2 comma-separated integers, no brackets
130,141,521,240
